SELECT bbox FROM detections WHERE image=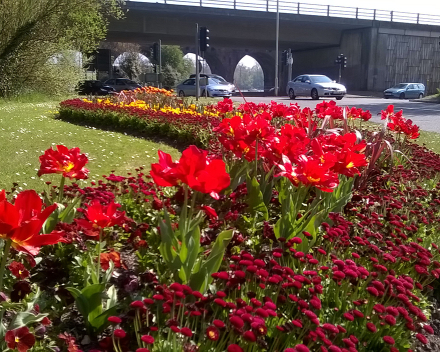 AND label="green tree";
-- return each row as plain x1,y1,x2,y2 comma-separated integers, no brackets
0,0,124,97
234,63,264,91
117,49,150,81
160,46,192,89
